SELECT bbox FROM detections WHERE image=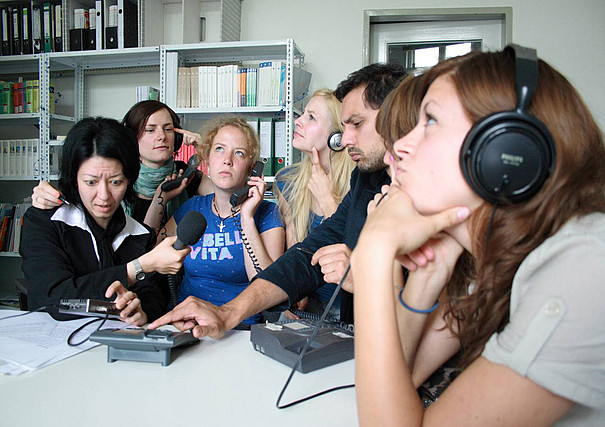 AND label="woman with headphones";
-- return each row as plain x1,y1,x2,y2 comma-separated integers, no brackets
274,89,354,319
31,100,212,227
351,46,605,426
